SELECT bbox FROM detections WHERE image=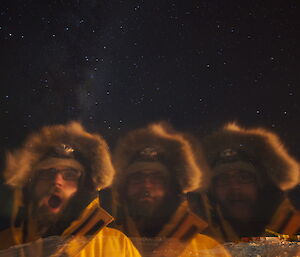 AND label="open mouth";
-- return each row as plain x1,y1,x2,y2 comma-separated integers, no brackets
47,194,62,212
139,192,153,202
